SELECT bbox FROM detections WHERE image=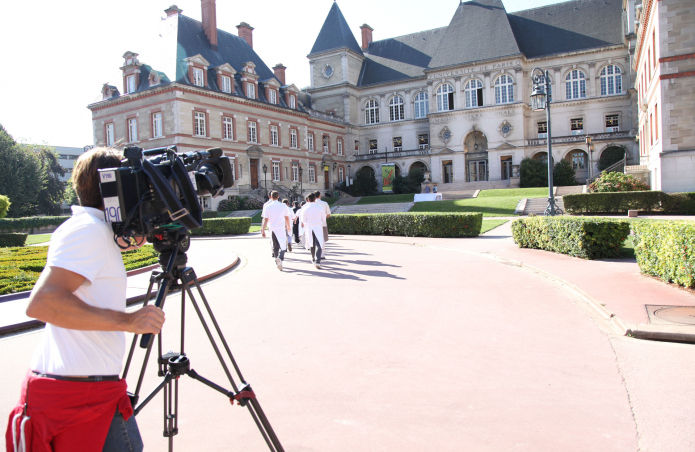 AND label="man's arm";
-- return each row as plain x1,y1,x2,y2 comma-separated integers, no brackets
261,217,269,237
26,266,164,334
285,214,291,232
